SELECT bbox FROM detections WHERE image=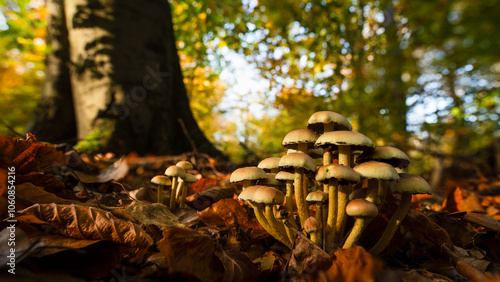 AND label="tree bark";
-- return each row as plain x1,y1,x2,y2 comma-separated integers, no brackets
29,0,220,156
